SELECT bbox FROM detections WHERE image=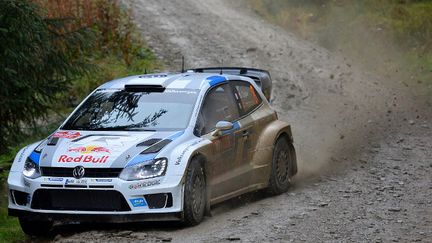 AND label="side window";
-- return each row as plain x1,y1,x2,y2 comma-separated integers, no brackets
196,84,240,135
232,81,262,115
